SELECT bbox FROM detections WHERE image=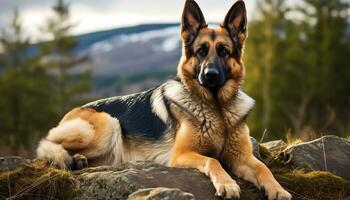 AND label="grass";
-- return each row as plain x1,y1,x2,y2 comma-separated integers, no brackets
0,160,77,200
285,130,302,146
258,143,272,160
